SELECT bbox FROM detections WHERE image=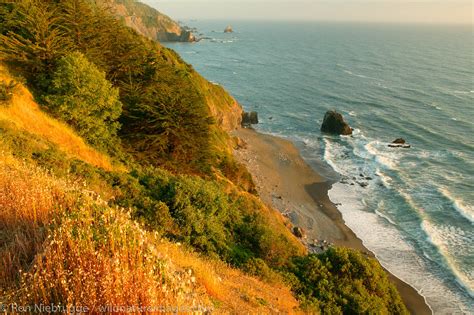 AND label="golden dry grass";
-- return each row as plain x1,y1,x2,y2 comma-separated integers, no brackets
15,205,211,312
1,153,301,314
0,65,112,170
0,152,76,288
156,241,300,314
0,153,211,311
